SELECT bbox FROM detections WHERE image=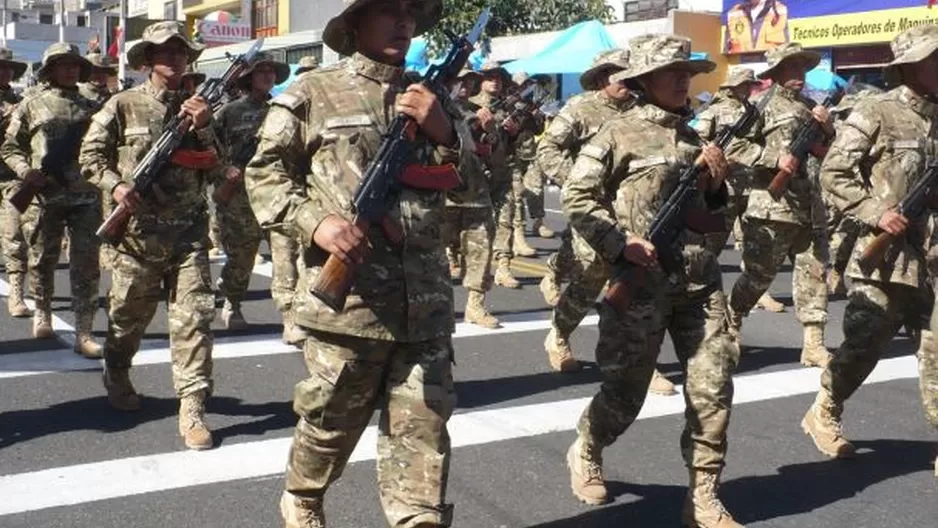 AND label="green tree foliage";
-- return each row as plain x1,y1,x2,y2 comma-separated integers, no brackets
424,0,614,55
